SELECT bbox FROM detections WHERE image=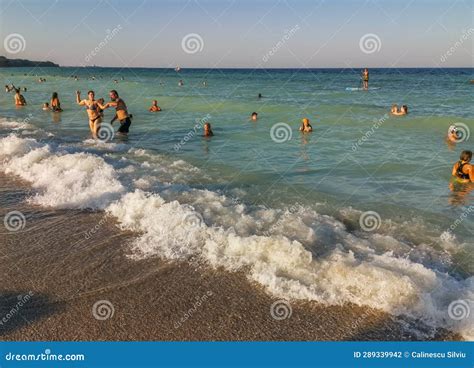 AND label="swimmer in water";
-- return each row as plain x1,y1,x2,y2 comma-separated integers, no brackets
251,112,258,121
14,87,26,106
149,100,162,112
76,90,105,137
102,90,132,135
203,122,214,137
390,104,398,114
452,150,473,183
391,105,408,116
258,93,262,99
447,125,459,142
178,80,184,86
42,102,50,110
299,118,313,132
50,92,63,112
362,68,369,90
